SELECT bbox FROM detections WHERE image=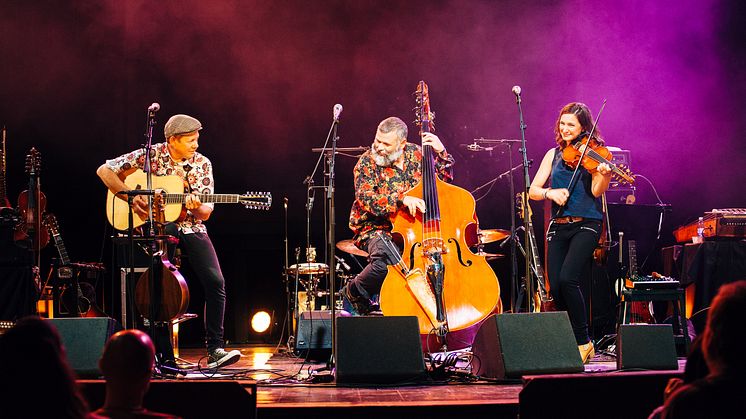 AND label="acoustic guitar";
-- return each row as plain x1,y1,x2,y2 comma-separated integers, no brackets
105,169,272,230
43,213,107,317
